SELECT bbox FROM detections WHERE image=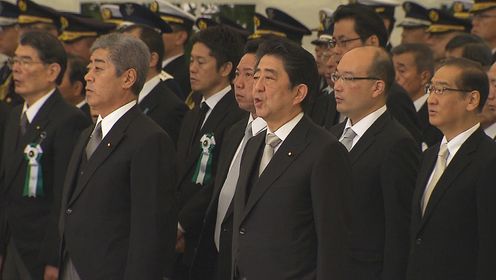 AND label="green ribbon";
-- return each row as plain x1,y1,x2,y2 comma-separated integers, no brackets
23,143,44,197
192,133,216,185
